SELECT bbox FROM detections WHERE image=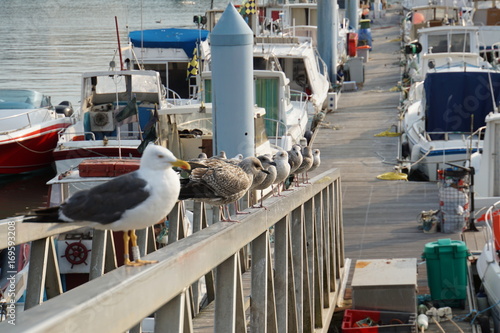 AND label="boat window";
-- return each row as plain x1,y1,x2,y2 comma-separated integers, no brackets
449,33,470,53
255,77,283,136
428,34,448,53
291,58,308,91
142,64,167,88
253,57,267,70
290,8,308,25
167,62,190,99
